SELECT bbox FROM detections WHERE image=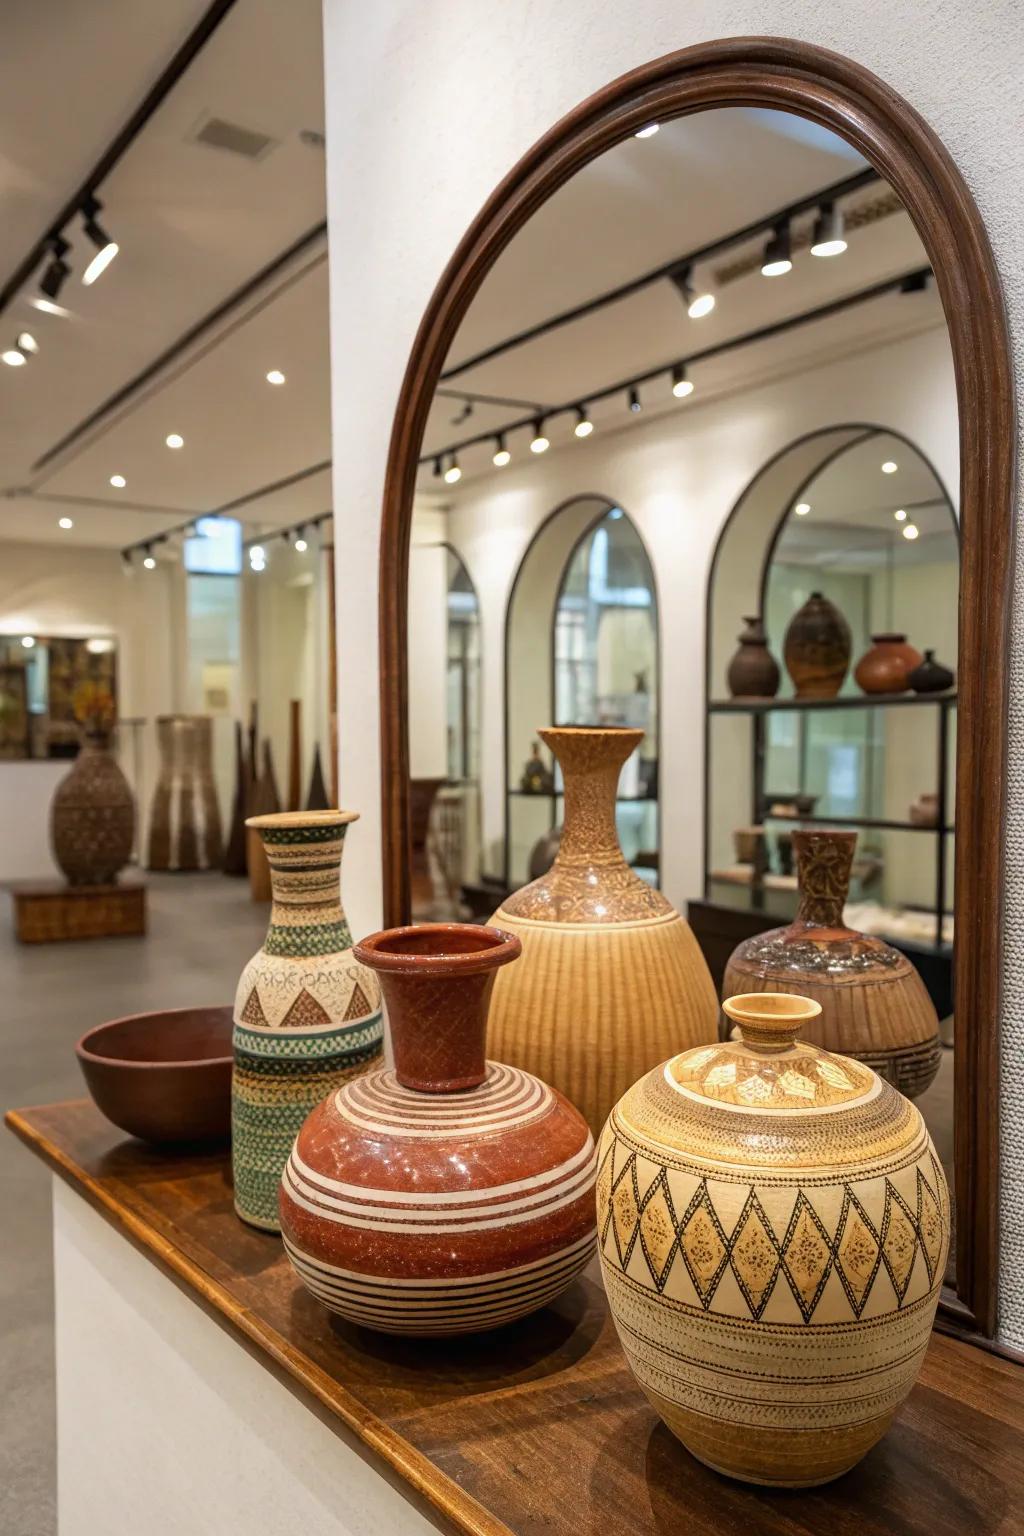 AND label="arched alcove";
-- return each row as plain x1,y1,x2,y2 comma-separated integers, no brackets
503,497,659,886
